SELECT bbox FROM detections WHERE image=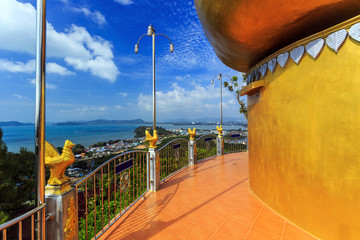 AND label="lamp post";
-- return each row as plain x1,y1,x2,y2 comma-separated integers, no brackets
135,25,173,192
211,73,232,126
135,24,174,132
